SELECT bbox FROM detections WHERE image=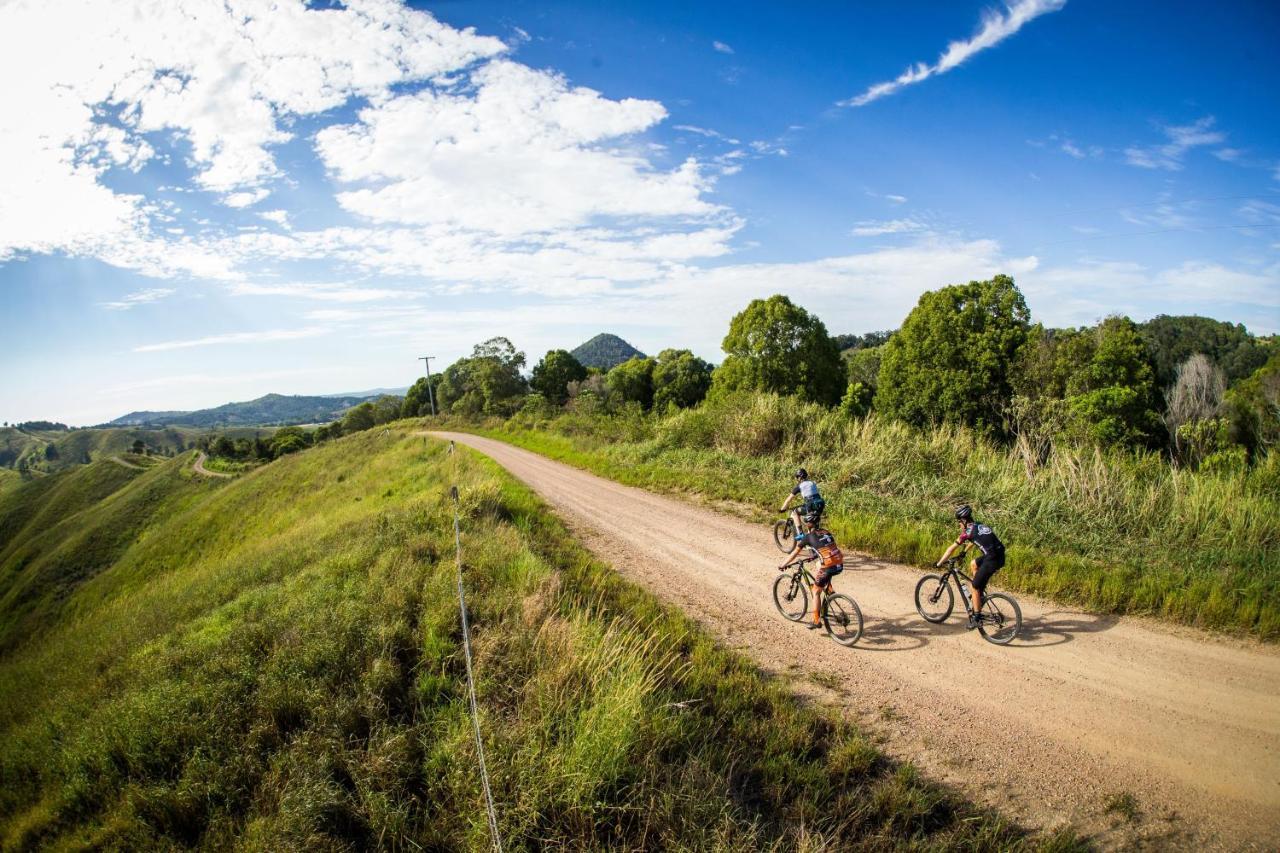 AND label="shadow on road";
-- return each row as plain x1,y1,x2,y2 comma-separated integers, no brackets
1011,610,1119,648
